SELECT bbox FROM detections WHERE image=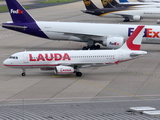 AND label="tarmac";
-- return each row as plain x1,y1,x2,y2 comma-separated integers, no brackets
1,0,160,119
